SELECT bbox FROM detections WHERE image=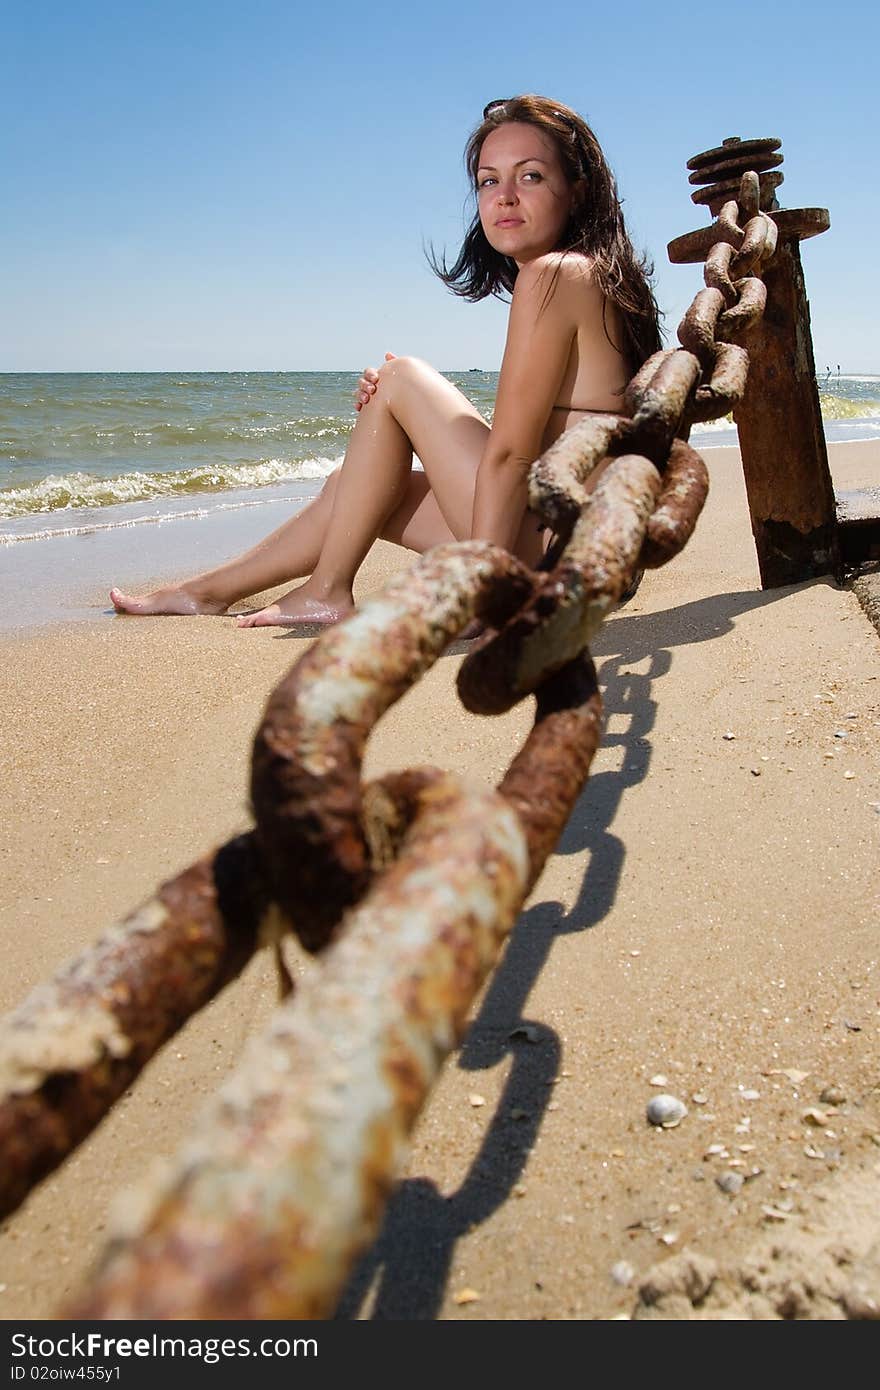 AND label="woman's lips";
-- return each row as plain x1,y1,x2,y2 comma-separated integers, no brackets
495,218,524,227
